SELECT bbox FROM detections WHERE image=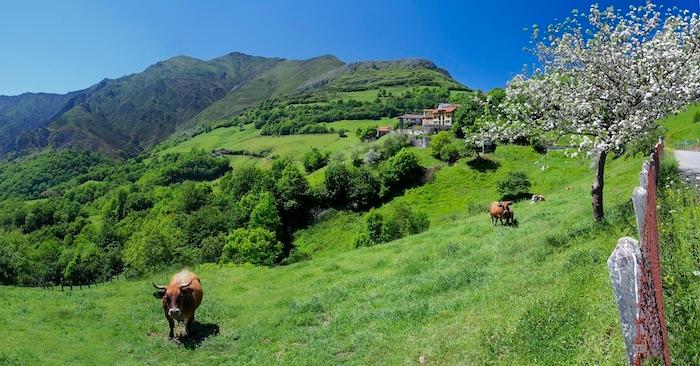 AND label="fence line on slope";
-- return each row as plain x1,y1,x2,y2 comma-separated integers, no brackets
608,137,670,366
